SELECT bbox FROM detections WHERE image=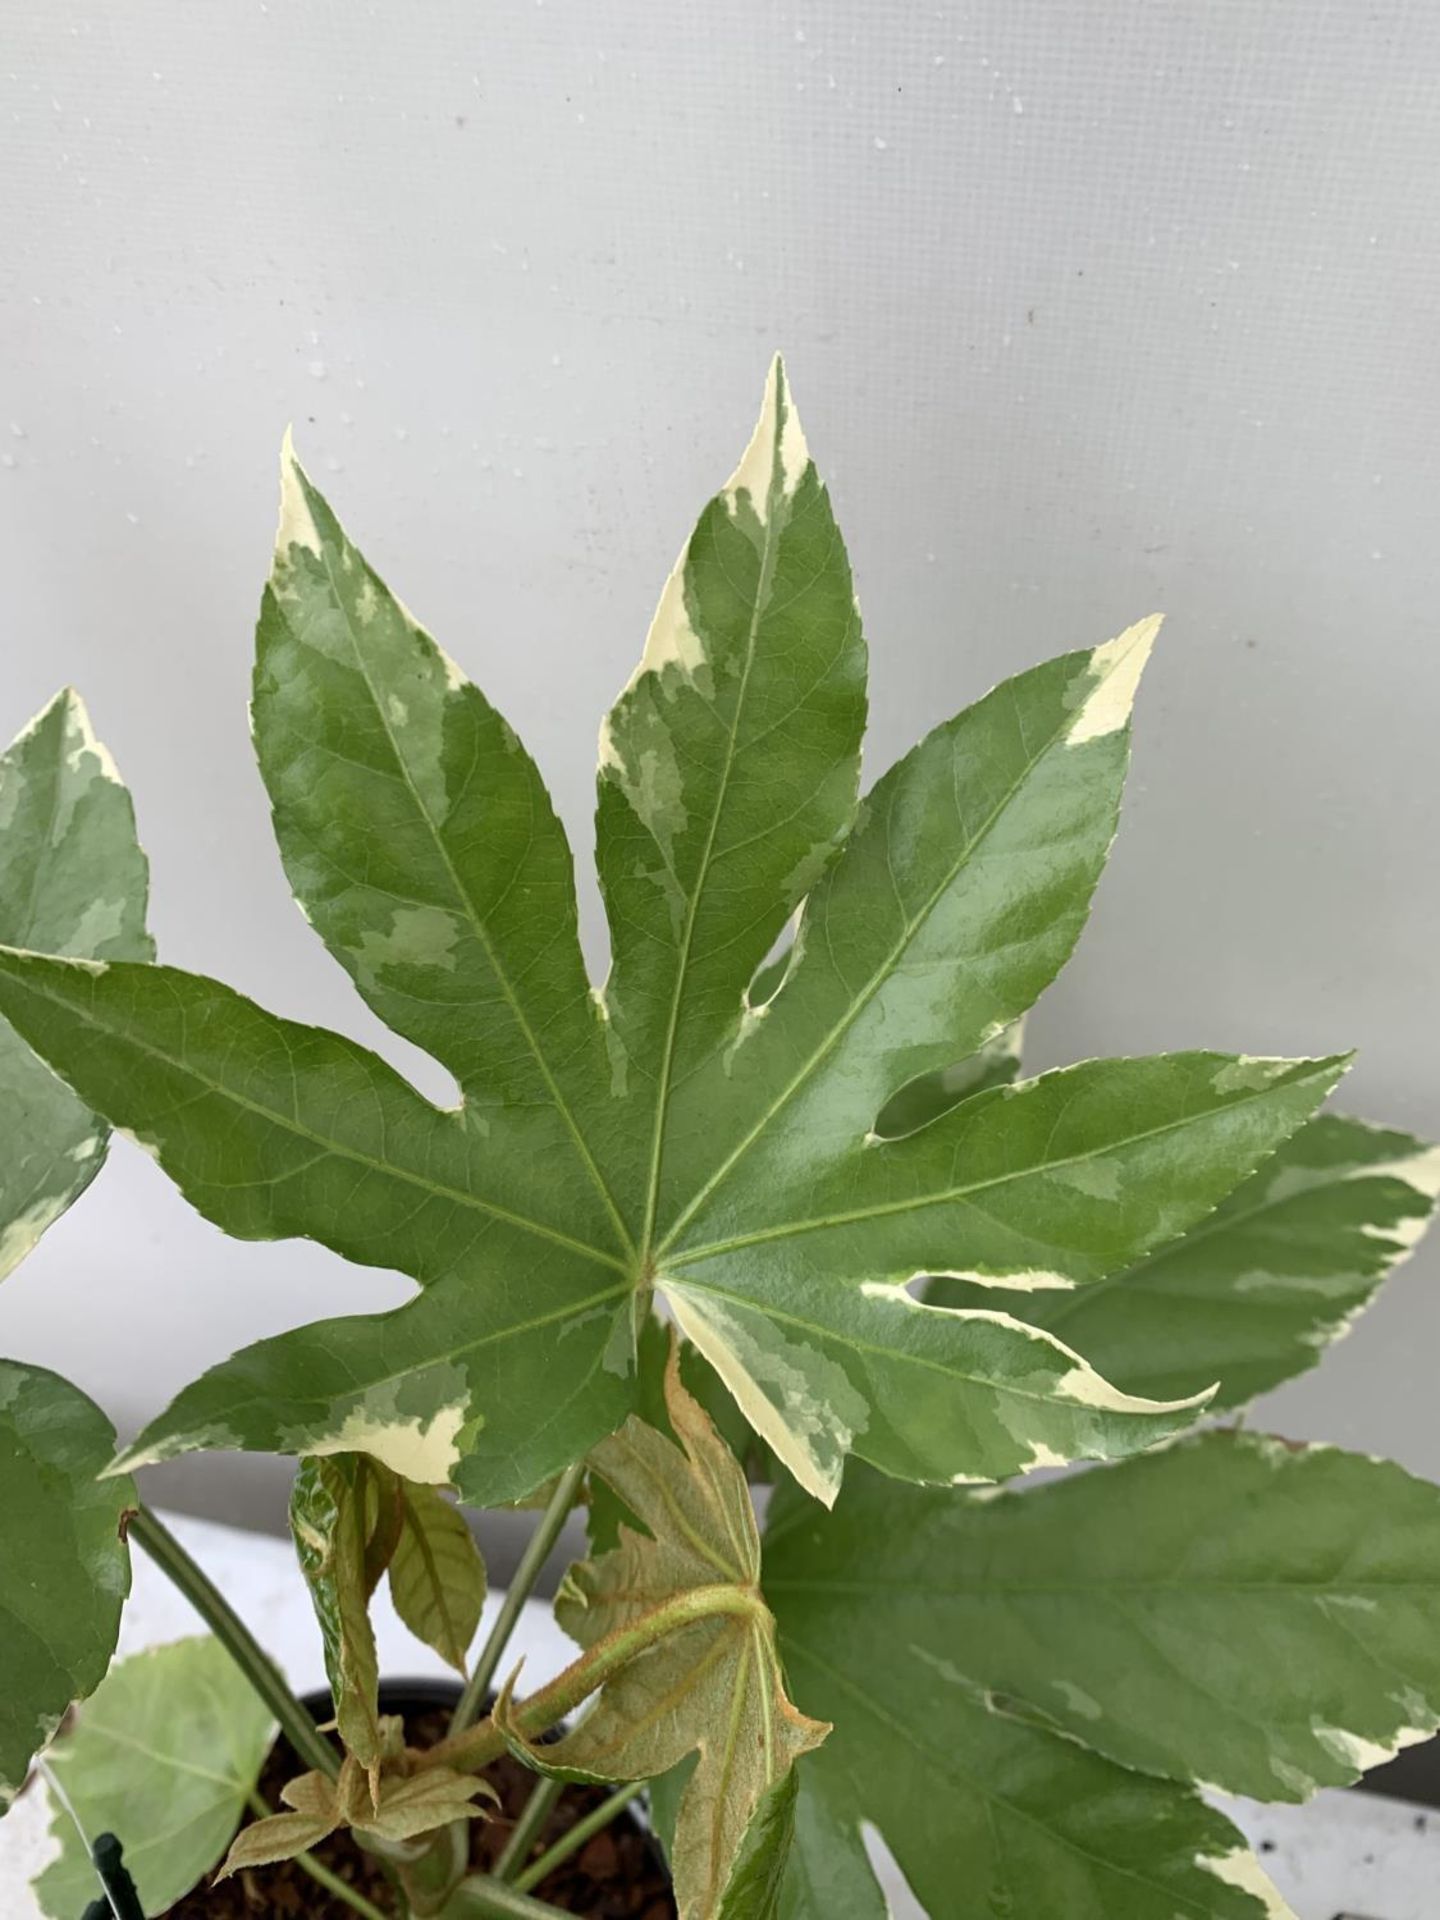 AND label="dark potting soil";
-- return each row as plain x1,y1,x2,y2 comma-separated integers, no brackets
162,1706,676,1919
